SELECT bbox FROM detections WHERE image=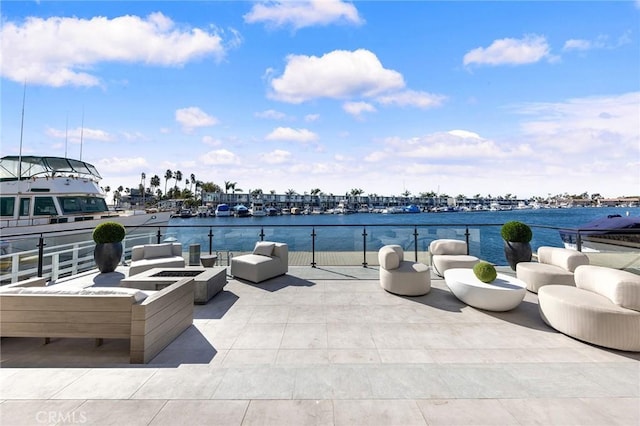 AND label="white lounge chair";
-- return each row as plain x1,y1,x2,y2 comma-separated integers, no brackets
429,239,479,277
378,245,431,296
